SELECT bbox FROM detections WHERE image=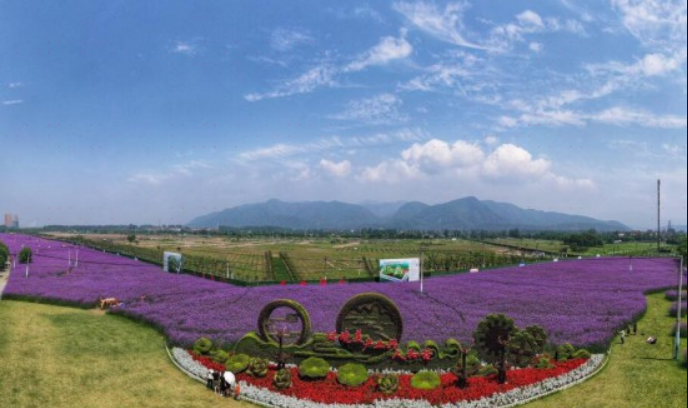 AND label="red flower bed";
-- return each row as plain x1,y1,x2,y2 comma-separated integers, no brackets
189,351,226,372
189,351,586,405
